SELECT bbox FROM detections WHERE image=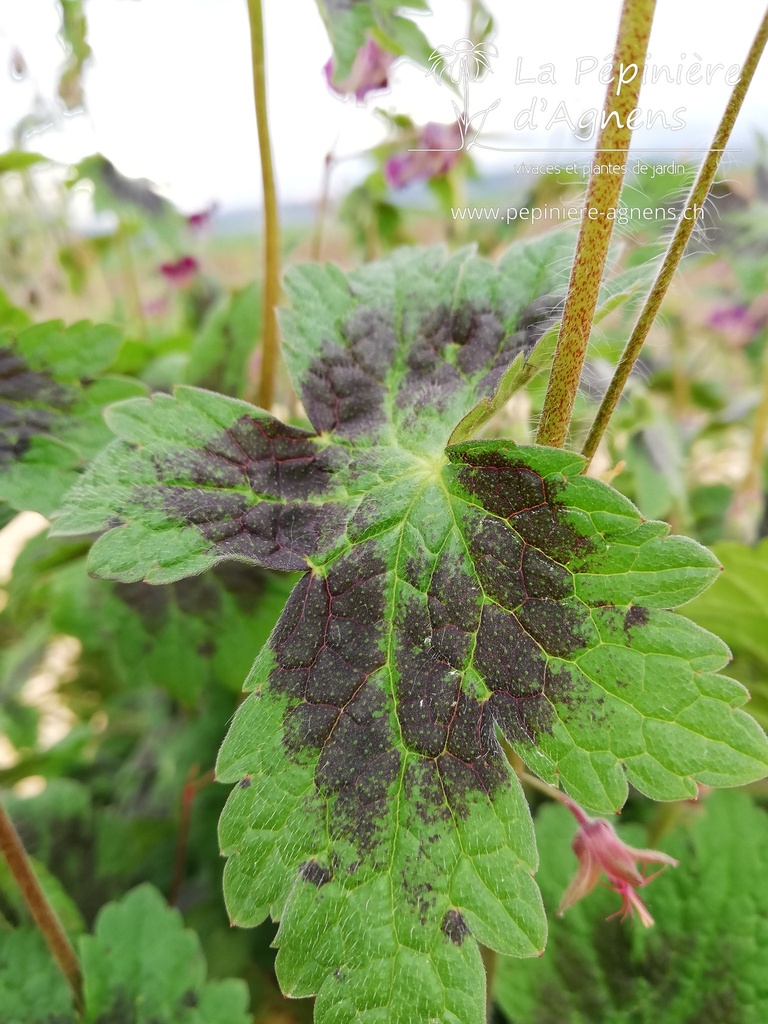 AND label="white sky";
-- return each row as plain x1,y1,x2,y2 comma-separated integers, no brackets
1,0,767,213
